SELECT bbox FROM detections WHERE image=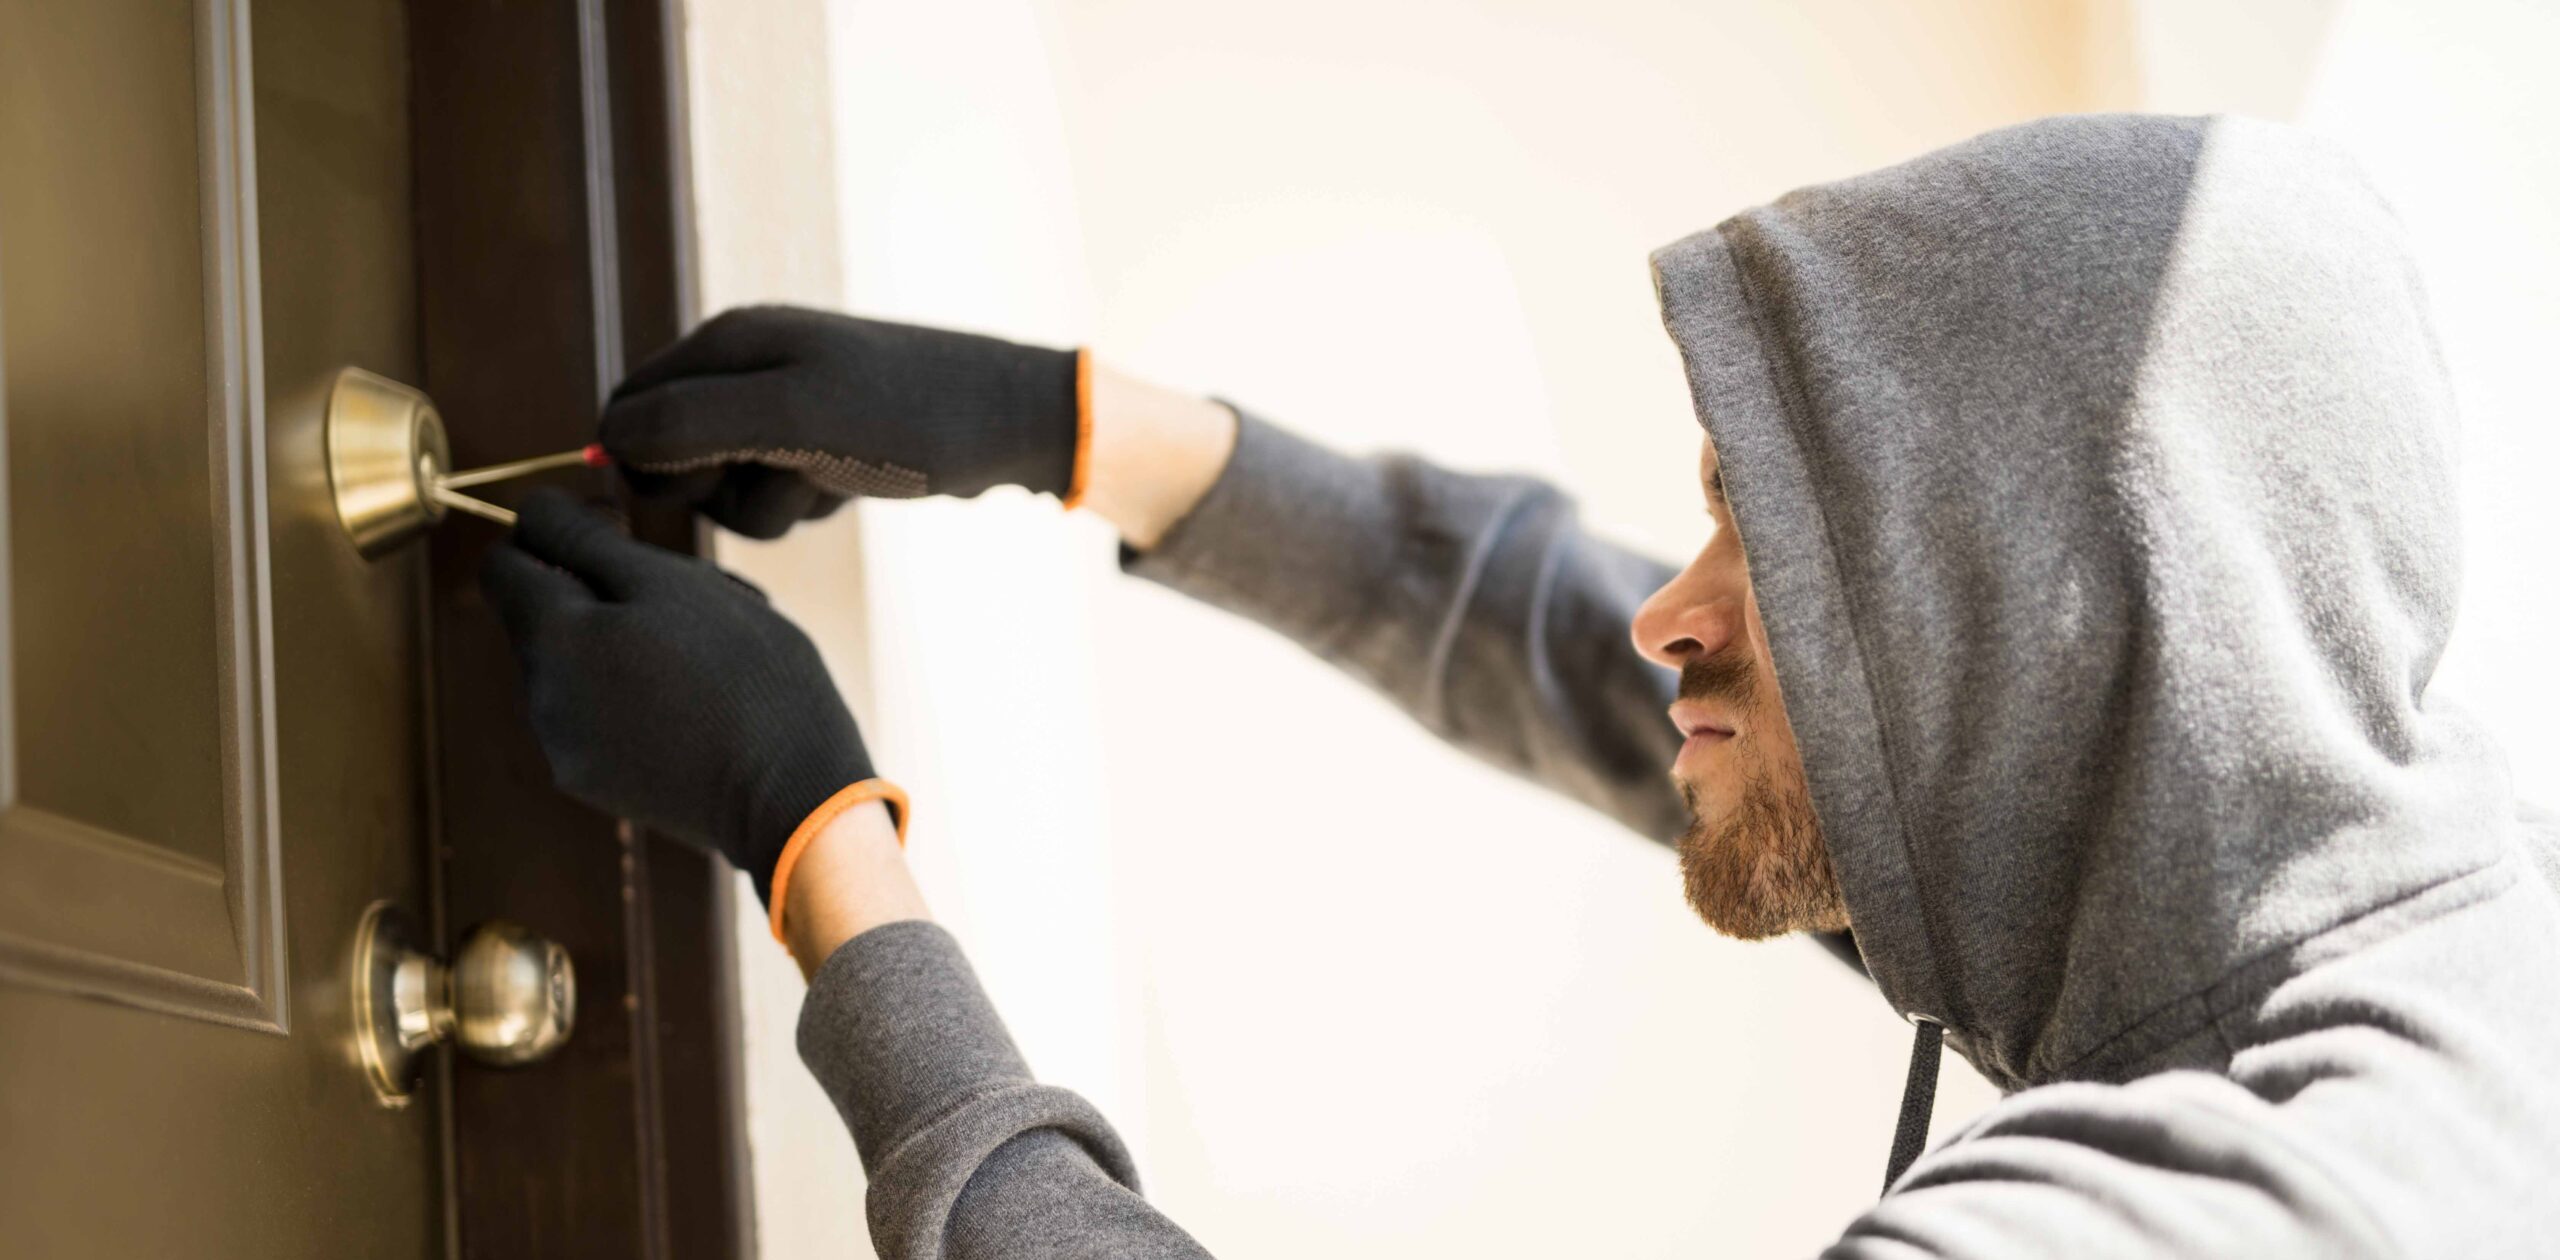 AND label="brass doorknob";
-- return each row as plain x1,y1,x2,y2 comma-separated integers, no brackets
352,903,576,1107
